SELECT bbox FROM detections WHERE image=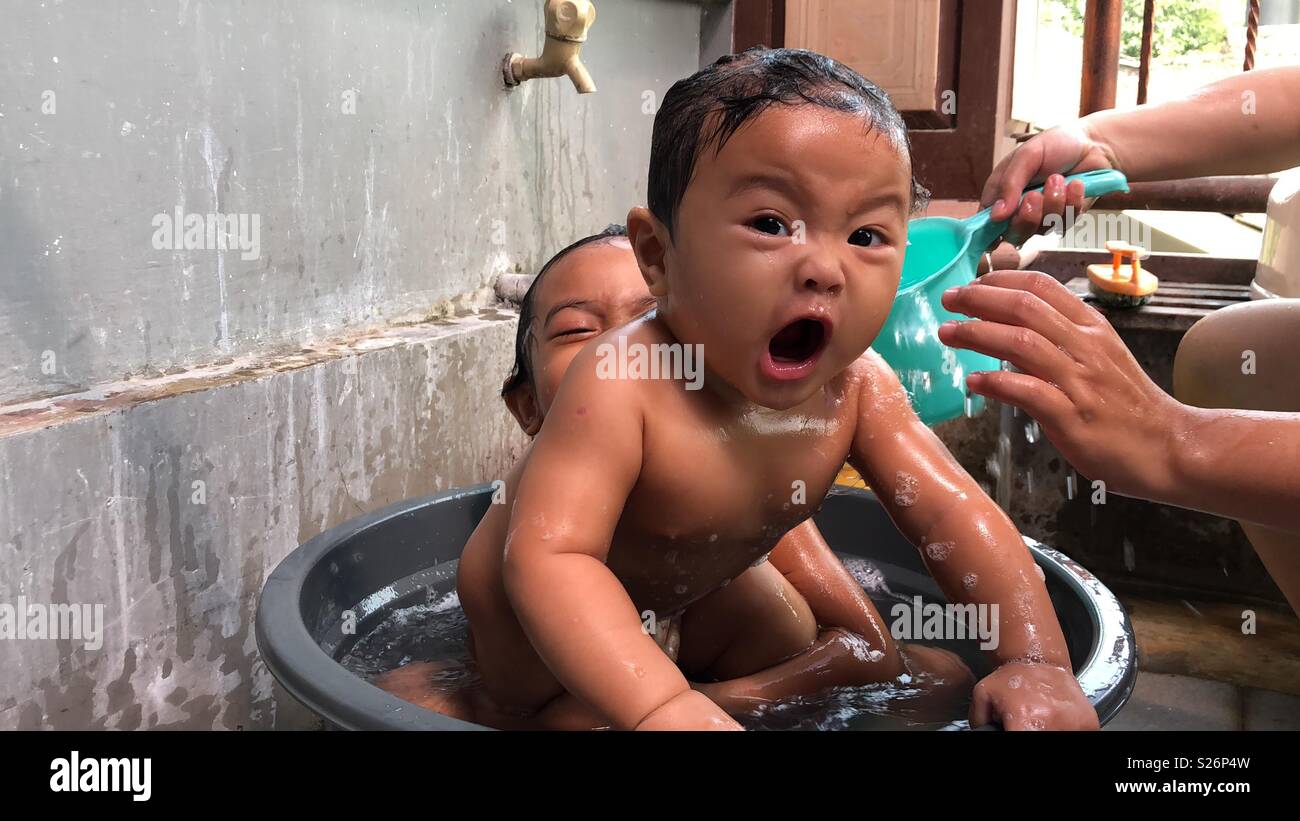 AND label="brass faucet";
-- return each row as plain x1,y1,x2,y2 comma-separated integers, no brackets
503,0,597,94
